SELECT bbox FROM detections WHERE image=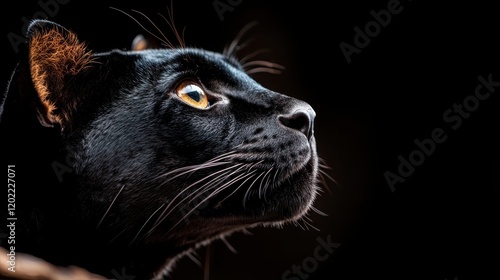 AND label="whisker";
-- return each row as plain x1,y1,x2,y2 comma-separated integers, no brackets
109,7,173,49
158,1,186,48
318,163,333,170
262,167,279,202
220,236,238,255
228,38,255,57
182,163,250,208
238,49,271,64
294,215,311,231
97,184,126,228
157,13,185,49
159,163,243,216
206,149,242,162
301,216,320,232
147,164,243,235
310,205,328,217
246,67,283,75
292,220,307,231
156,161,231,188
131,9,176,49
242,60,285,71
316,157,338,198
217,169,258,204
318,168,338,185
258,167,274,199
241,228,253,235
186,250,202,268
170,171,254,232
318,157,332,166
242,170,267,208
153,150,239,182
178,162,247,207
318,169,336,198
223,21,259,57
167,162,244,210
109,227,128,244
130,202,166,244
218,160,263,204
310,206,328,217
